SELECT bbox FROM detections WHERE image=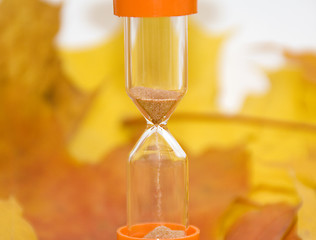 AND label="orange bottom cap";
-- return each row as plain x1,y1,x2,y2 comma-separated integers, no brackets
117,223,200,240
